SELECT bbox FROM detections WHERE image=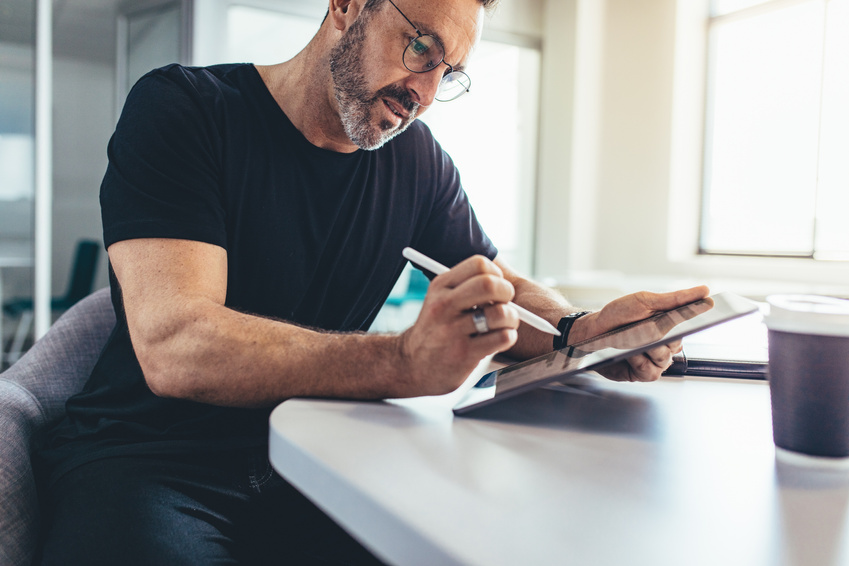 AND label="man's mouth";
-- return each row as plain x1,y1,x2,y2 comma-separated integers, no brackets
383,98,408,121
